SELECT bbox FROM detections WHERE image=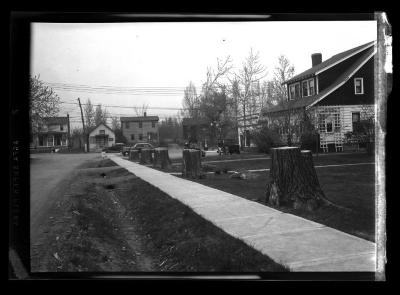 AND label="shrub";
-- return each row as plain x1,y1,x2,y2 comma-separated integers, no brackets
300,131,318,152
251,126,282,153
